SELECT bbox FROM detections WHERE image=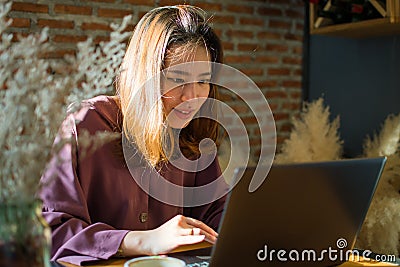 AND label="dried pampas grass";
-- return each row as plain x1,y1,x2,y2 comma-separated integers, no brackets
356,113,400,255
275,98,343,163
271,96,400,255
0,1,132,202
